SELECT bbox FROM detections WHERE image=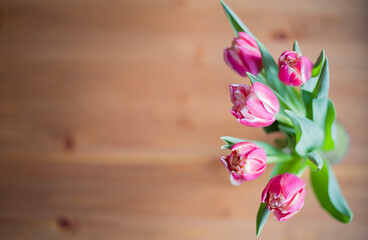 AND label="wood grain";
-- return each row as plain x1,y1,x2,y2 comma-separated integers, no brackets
0,0,367,239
